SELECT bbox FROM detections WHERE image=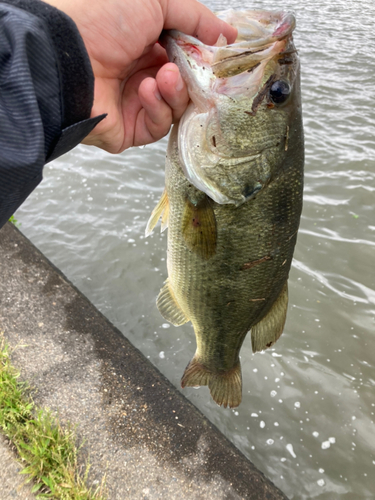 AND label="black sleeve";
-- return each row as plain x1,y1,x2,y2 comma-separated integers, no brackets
0,0,106,229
